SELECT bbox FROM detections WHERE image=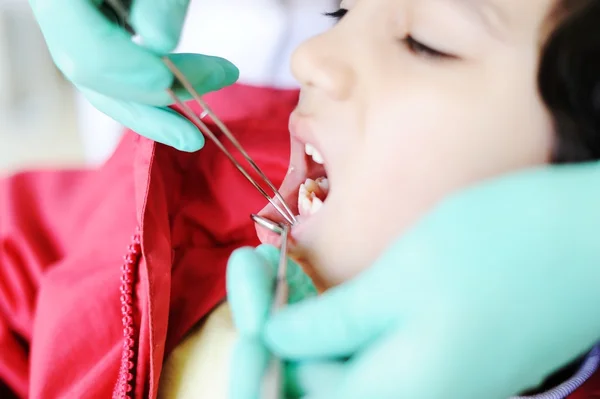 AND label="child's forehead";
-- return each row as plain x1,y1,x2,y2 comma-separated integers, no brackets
343,0,557,22
342,0,558,41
